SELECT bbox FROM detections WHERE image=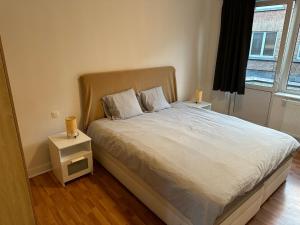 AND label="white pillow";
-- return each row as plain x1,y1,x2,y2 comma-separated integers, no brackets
102,89,143,120
140,86,171,112
101,98,112,119
136,92,147,112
